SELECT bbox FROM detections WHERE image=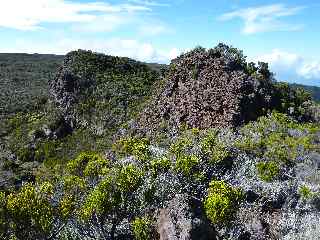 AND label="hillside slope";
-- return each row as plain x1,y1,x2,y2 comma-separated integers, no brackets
0,46,319,240
0,52,318,123
0,50,161,190
0,53,63,119
291,83,320,102
0,53,165,121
